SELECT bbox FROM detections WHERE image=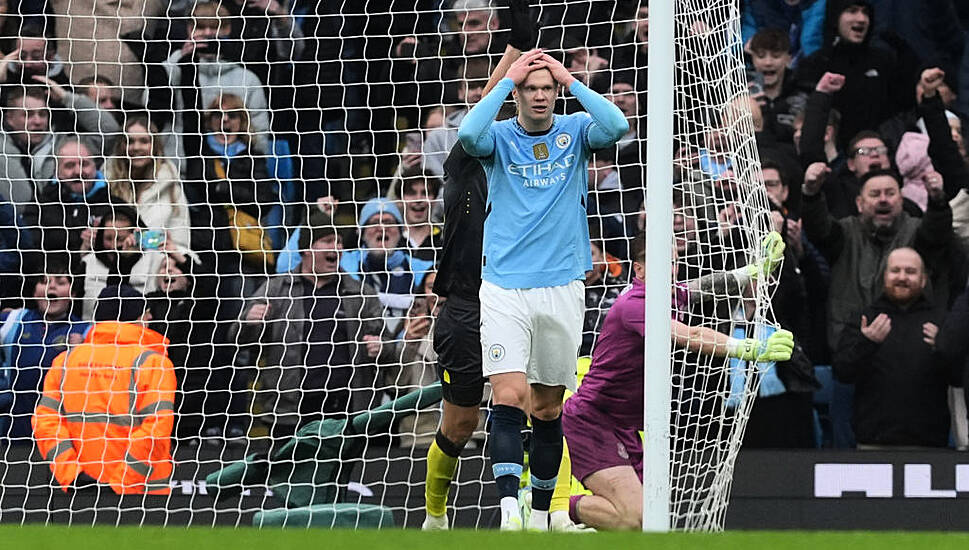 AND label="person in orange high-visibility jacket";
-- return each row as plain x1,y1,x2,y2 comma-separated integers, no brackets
32,284,176,495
